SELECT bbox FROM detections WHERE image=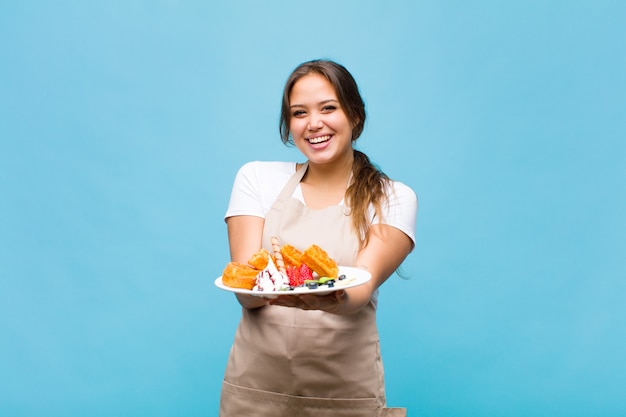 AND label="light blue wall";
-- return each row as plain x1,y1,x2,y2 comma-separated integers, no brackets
1,1,624,416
